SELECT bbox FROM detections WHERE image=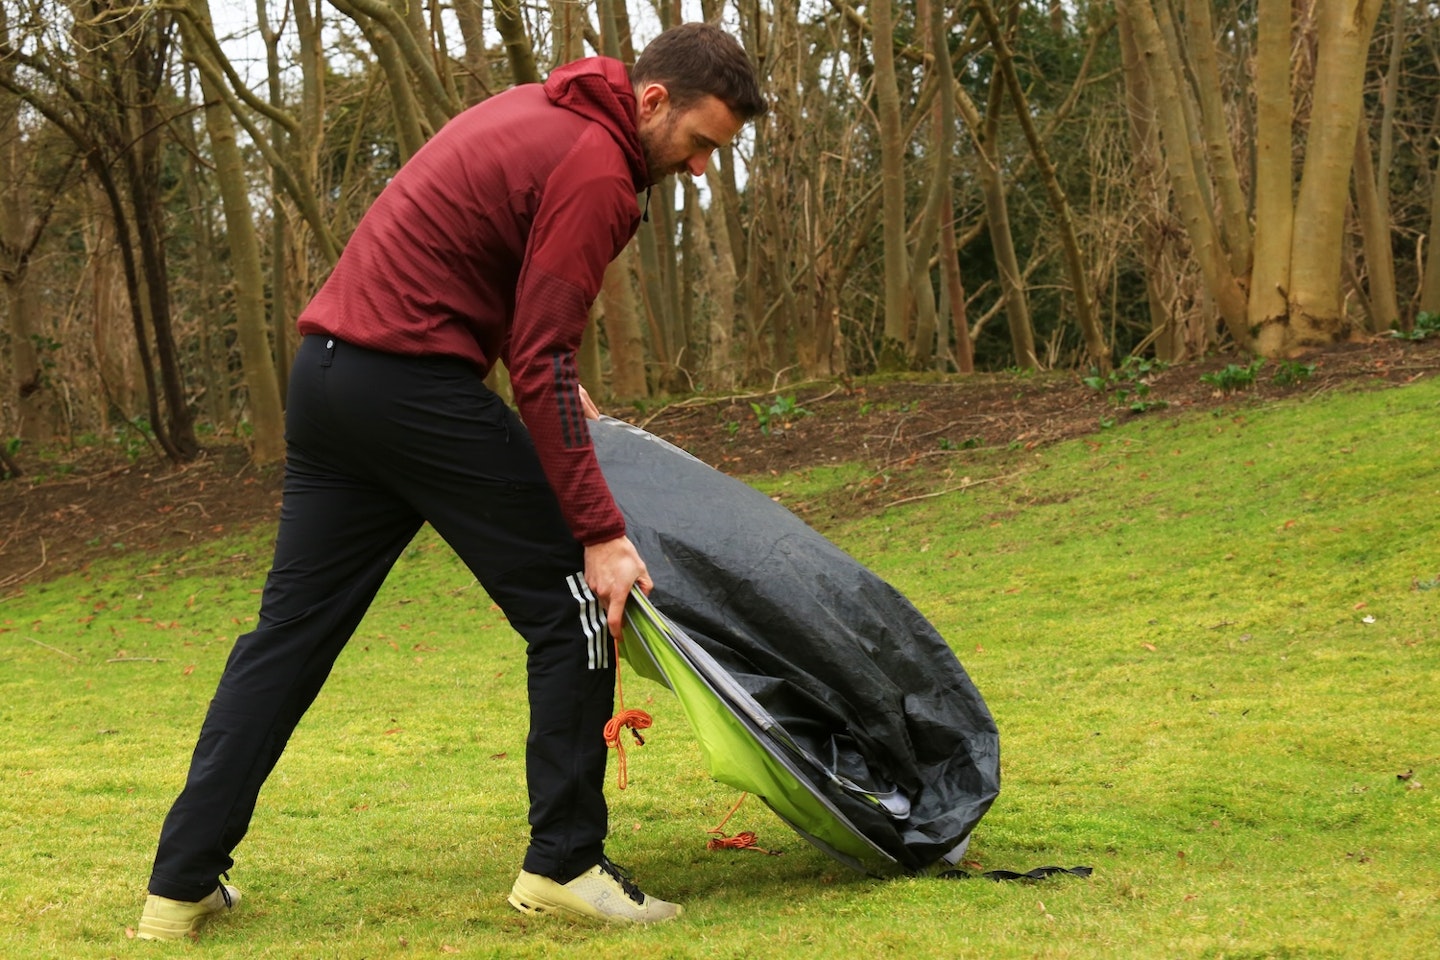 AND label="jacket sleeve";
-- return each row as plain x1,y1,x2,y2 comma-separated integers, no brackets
505,131,640,546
